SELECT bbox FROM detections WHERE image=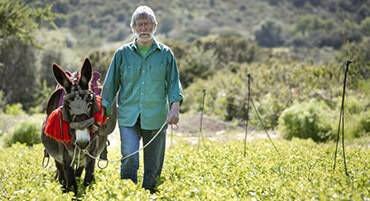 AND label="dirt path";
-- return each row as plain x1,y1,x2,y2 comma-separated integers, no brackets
107,114,279,148
166,129,278,147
